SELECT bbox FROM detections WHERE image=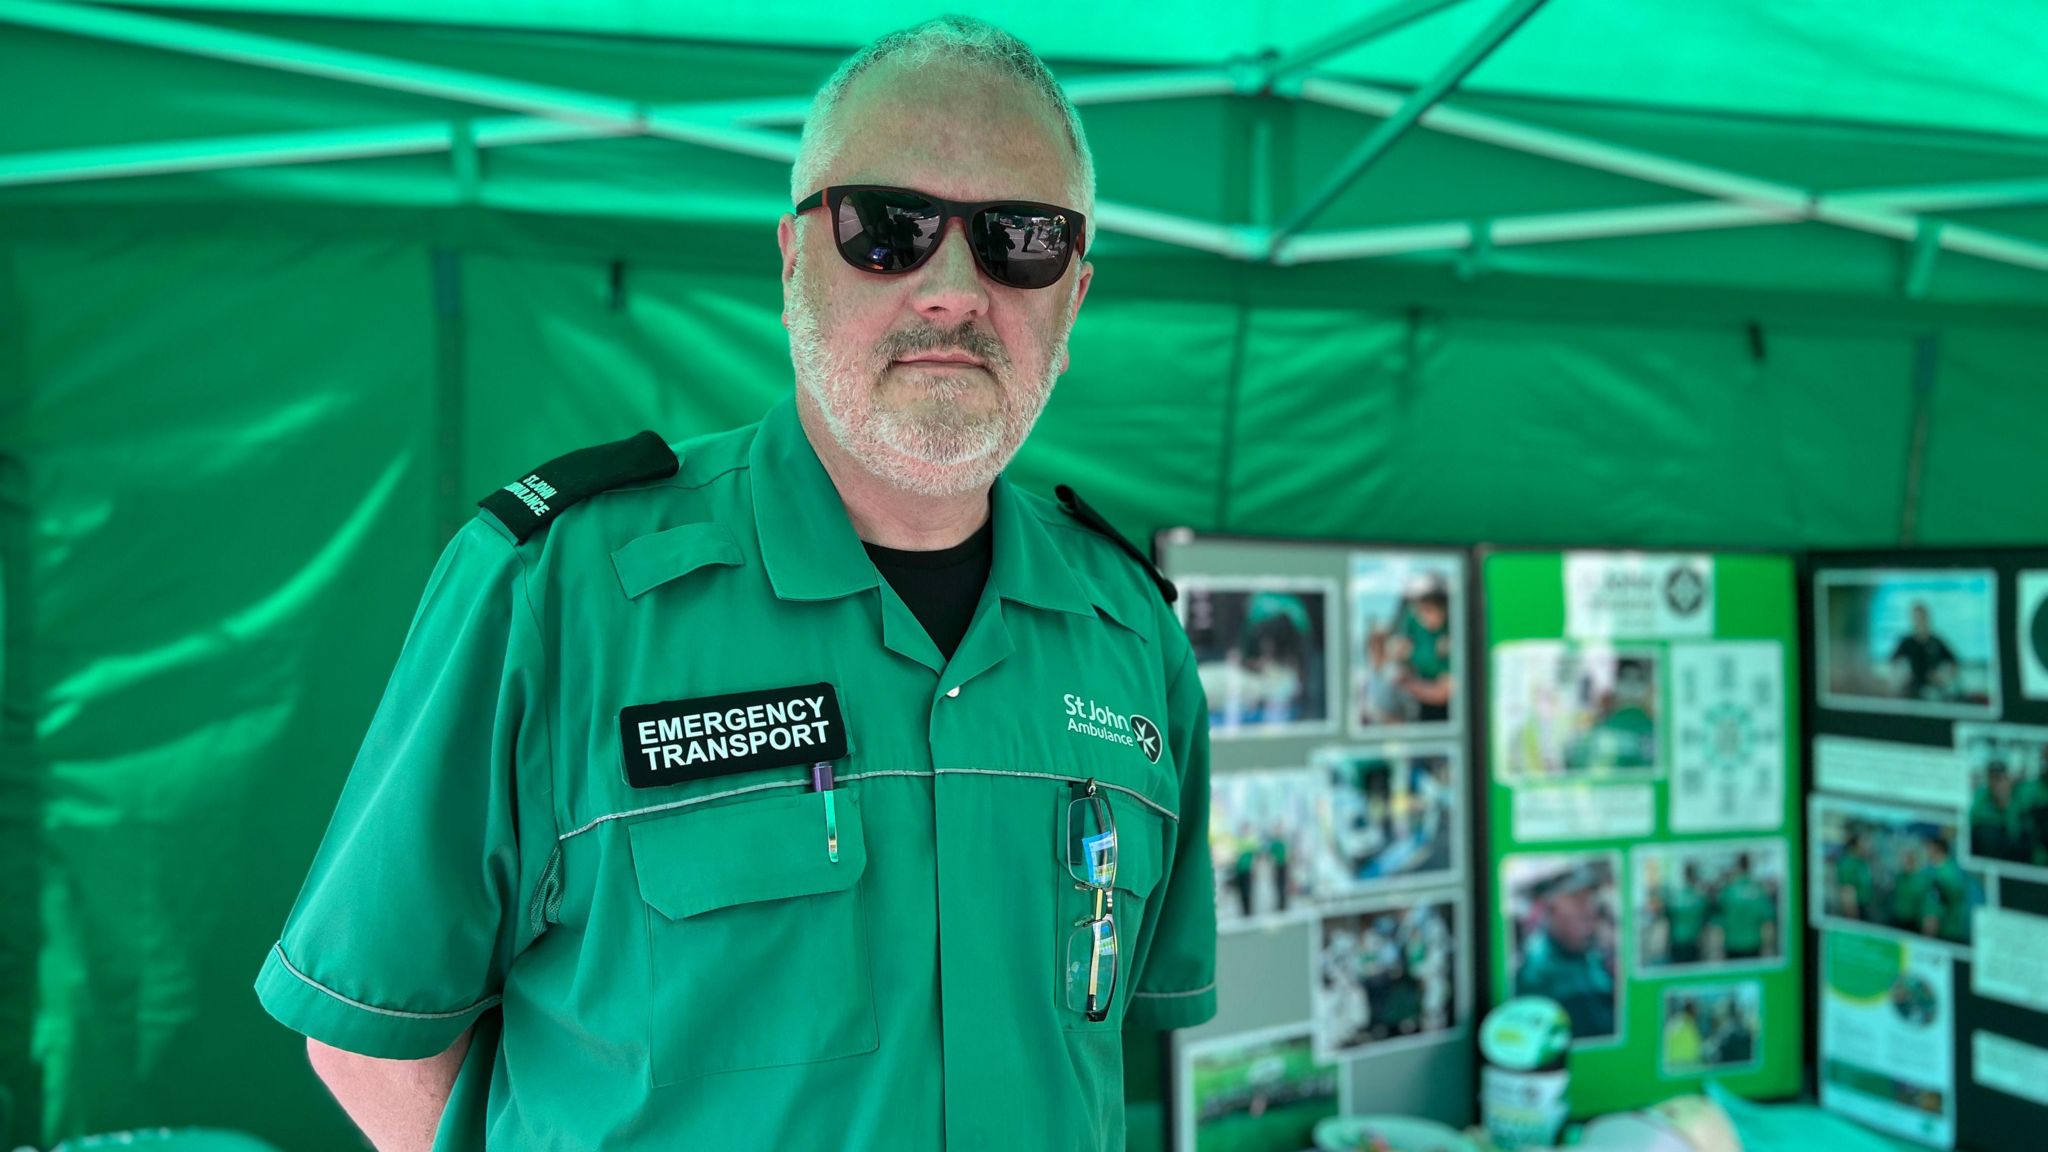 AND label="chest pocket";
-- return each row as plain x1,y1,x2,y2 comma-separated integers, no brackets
1056,784,1169,1032
628,790,877,1086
